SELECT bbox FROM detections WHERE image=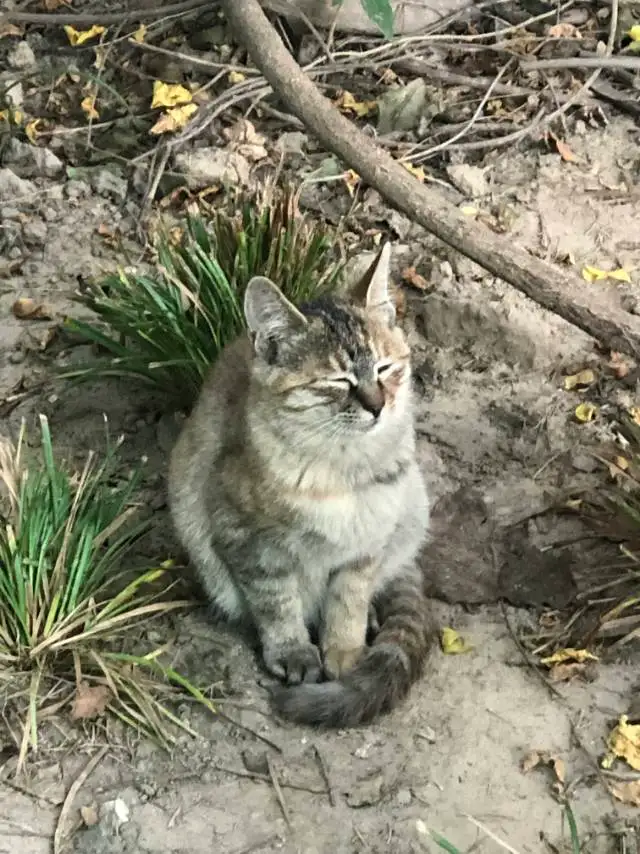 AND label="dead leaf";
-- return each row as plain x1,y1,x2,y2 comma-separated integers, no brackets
564,369,596,391
401,161,425,182
608,351,630,378
609,780,640,805
608,455,630,480
393,286,406,320
81,91,99,121
80,803,99,826
151,80,192,109
401,266,429,290
575,402,598,423
555,138,578,163
70,682,112,720
440,627,473,655
628,25,640,41
44,0,69,9
64,25,106,46
548,23,581,38
131,23,146,43
228,70,246,84
25,119,42,144
460,205,479,217
150,103,198,135
0,22,23,39
12,298,54,320
548,661,597,683
540,648,598,666
606,716,640,771
629,407,640,426
582,265,631,284
222,118,268,162
344,169,360,197
335,90,377,118
521,750,566,784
